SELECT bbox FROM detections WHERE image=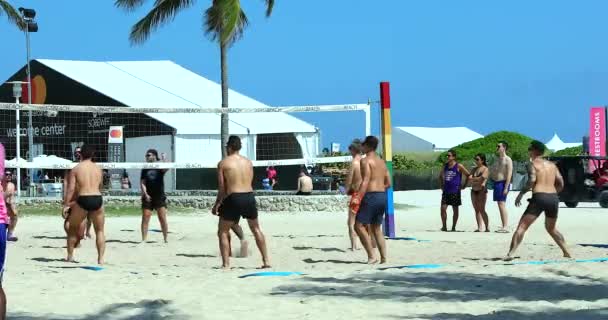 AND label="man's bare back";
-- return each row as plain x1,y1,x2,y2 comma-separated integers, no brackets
530,159,563,194
220,154,254,195
298,175,313,193
361,154,389,193
71,161,103,197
